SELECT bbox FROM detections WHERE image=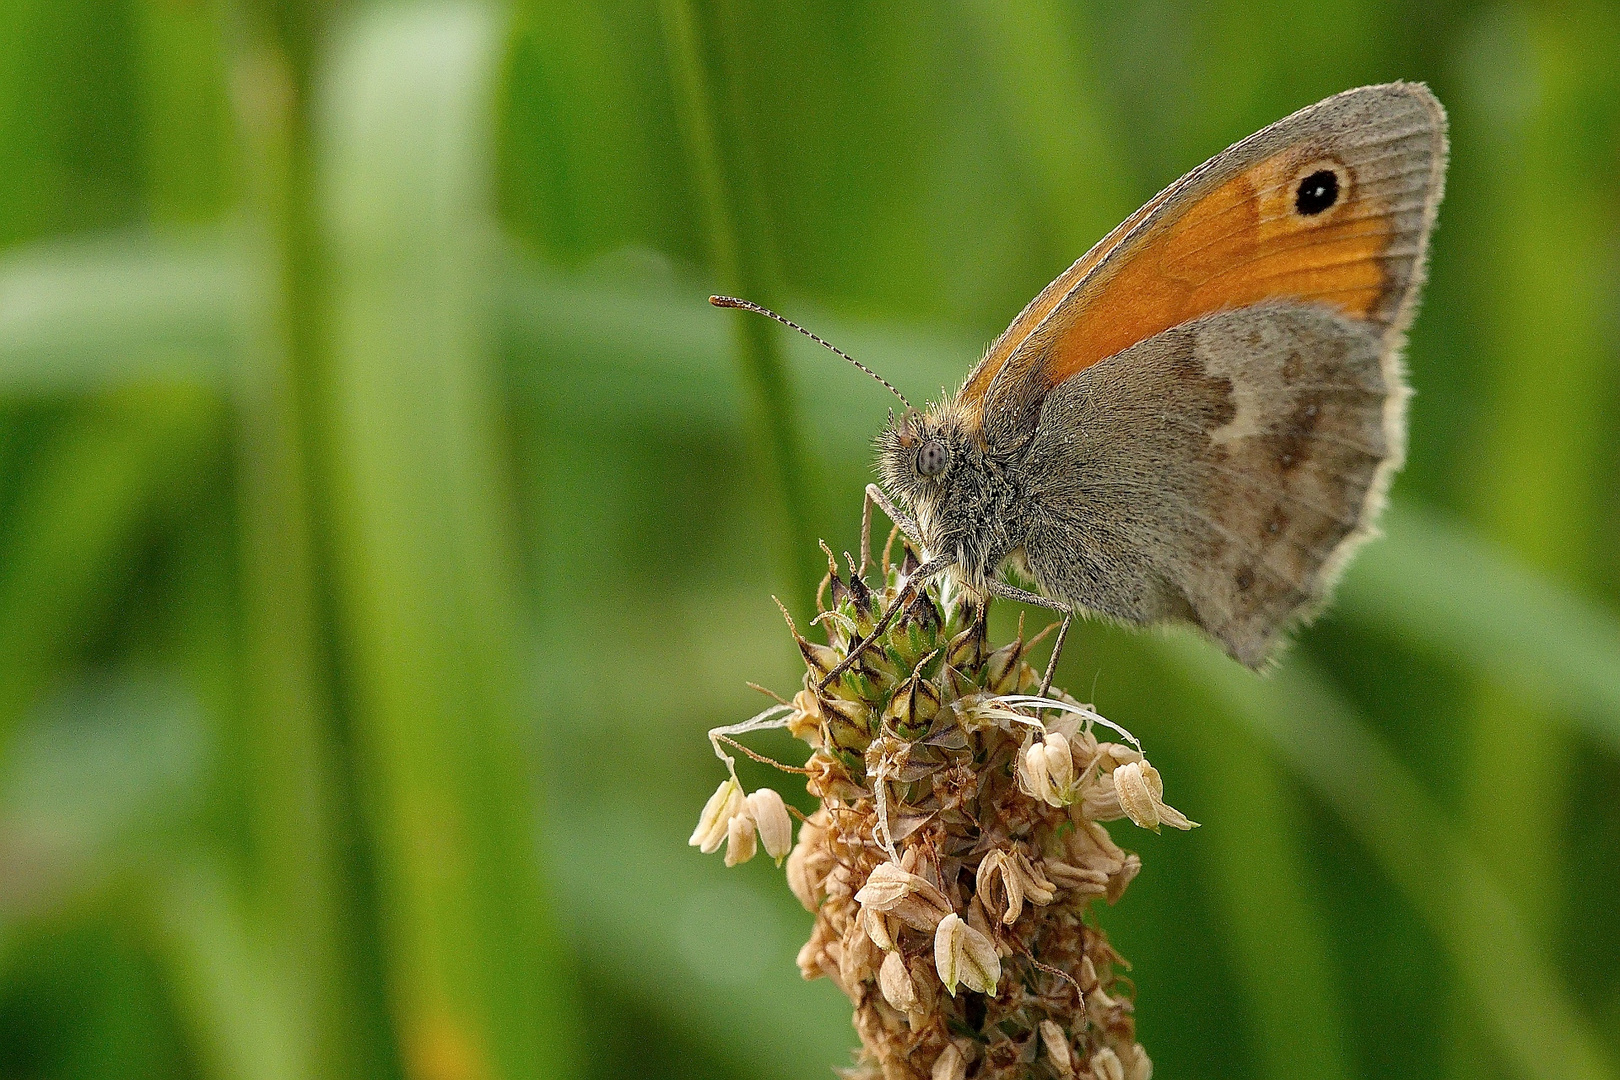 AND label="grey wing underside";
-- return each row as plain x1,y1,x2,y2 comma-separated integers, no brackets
1017,300,1402,667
